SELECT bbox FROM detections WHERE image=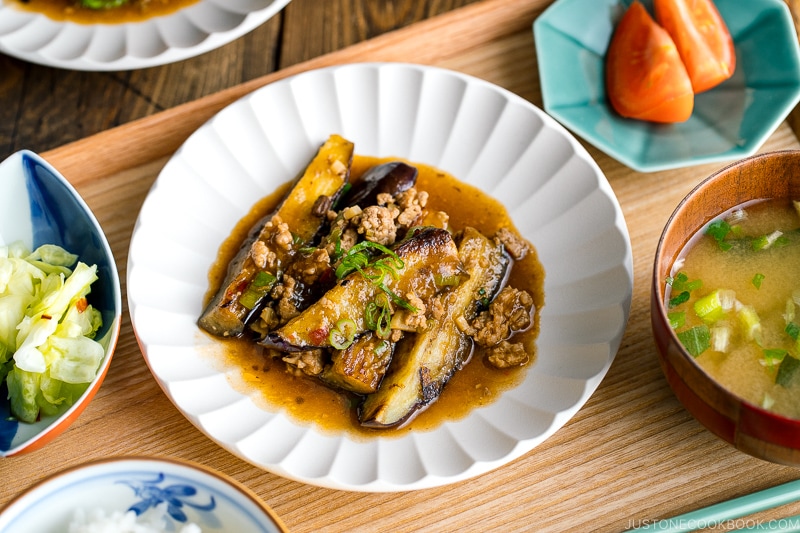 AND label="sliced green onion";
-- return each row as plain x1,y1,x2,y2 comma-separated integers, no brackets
379,283,418,312
762,349,787,369
693,289,734,323
752,273,765,289
667,311,685,330
239,271,277,309
776,354,800,387
335,250,370,279
785,298,797,324
677,325,710,357
706,219,732,250
669,291,690,308
786,322,800,341
762,393,776,410
328,226,344,261
435,274,463,287
365,301,391,338
710,325,731,353
332,183,352,211
737,303,762,344
81,0,127,8
478,287,490,307
670,272,702,292
335,241,404,281
329,318,357,350
335,240,419,312
752,230,784,251
373,340,390,356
